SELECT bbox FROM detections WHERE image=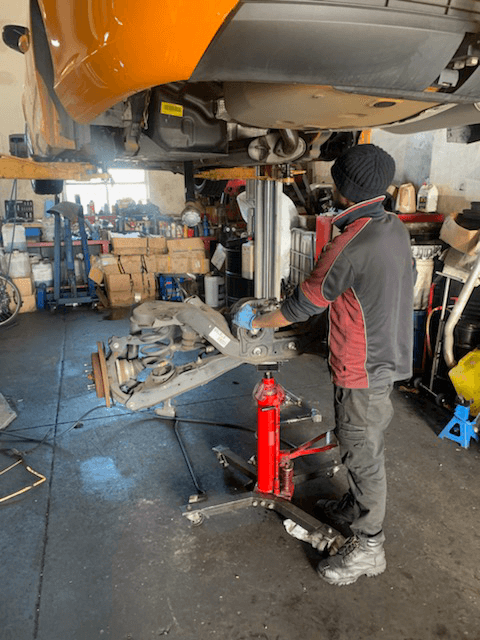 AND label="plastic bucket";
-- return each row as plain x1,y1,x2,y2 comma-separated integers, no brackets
204,275,225,307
